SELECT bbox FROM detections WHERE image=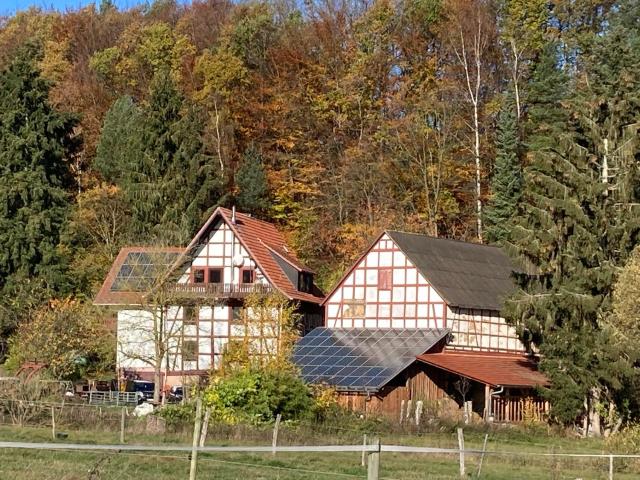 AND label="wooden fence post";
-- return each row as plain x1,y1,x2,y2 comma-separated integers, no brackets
51,406,56,440
367,437,380,480
415,401,423,426
199,409,211,448
120,407,126,444
609,454,614,480
399,400,405,425
189,397,202,480
476,433,488,478
361,434,367,467
457,427,465,478
272,414,282,456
